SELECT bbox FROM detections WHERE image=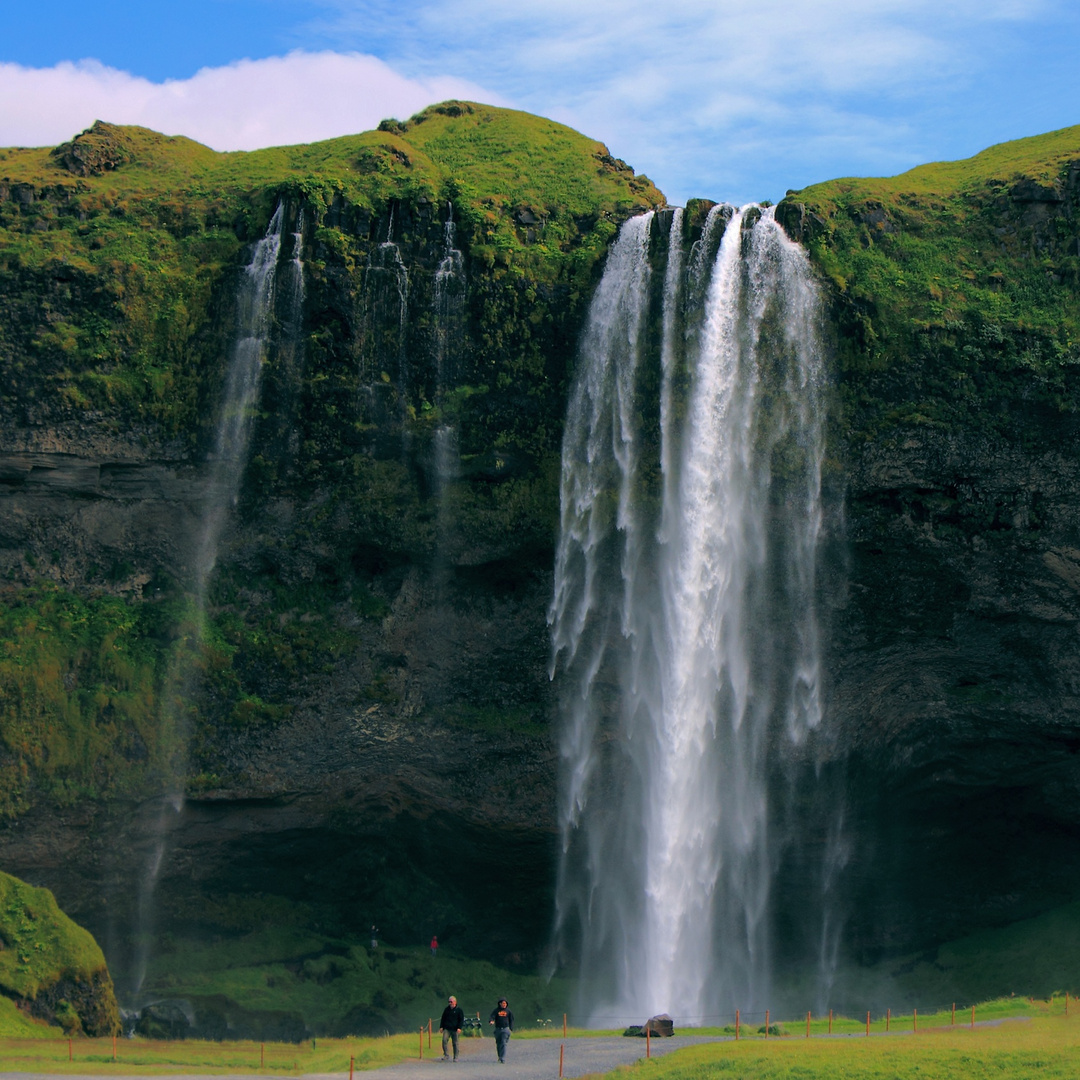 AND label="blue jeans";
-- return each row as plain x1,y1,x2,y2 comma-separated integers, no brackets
495,1027,510,1061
